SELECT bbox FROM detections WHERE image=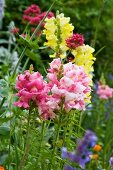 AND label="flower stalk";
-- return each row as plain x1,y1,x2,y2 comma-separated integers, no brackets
49,114,63,169
18,107,32,170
